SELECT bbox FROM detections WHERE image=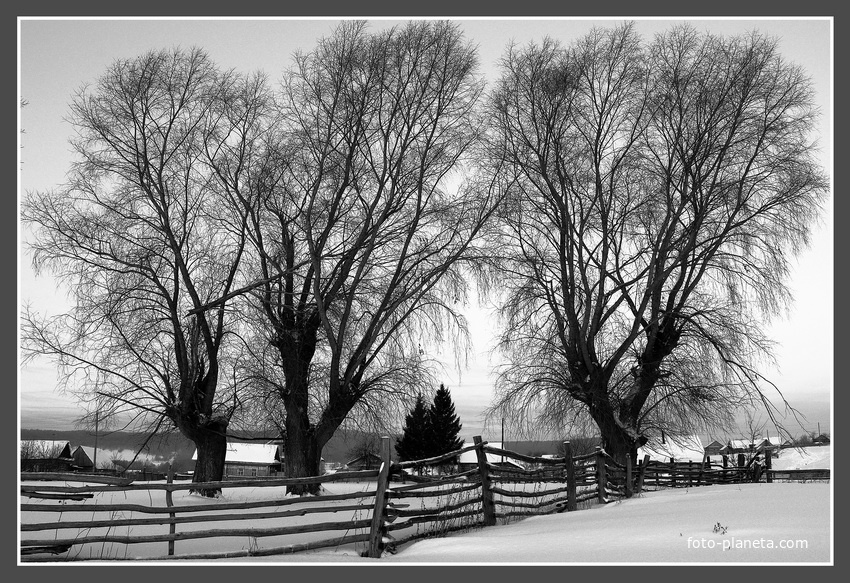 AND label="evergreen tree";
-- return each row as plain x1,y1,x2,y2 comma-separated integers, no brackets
395,394,432,462
428,384,464,459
